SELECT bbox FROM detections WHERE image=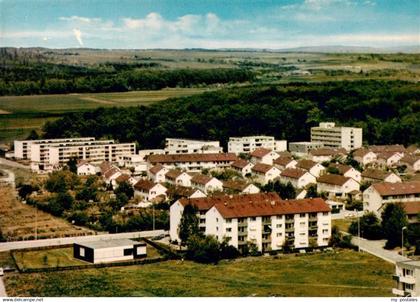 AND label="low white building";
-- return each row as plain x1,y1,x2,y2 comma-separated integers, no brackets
138,149,166,161
167,186,207,200
191,174,223,194
308,148,347,163
205,197,331,253
76,160,97,176
353,149,377,166
251,163,281,185
116,154,148,175
296,159,326,178
279,168,316,189
148,165,169,183
134,179,167,201
170,192,282,242
376,152,404,168
289,141,324,156
73,239,146,263
165,169,192,187
147,153,238,172
273,157,297,171
316,174,360,199
228,136,287,154
223,180,260,194
392,260,420,297
165,138,222,154
361,168,402,184
231,159,254,177
328,163,361,183
363,181,420,216
250,148,280,165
